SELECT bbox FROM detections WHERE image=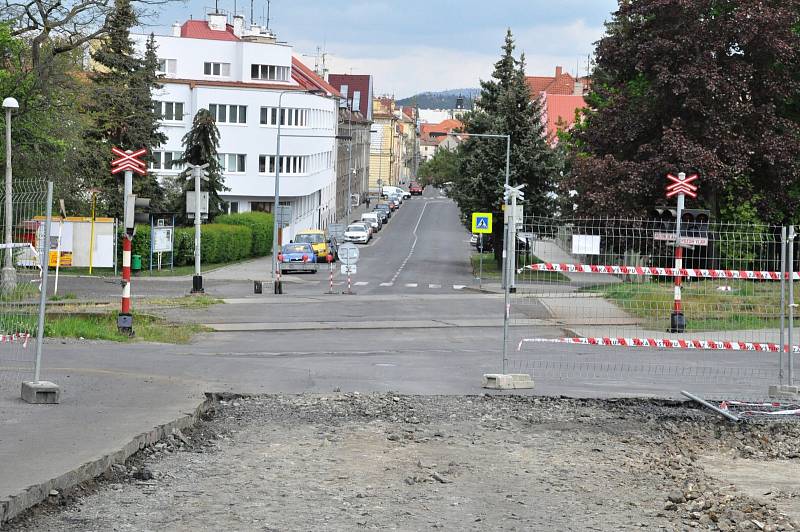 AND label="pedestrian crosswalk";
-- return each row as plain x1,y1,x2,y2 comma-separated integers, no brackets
321,280,467,291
